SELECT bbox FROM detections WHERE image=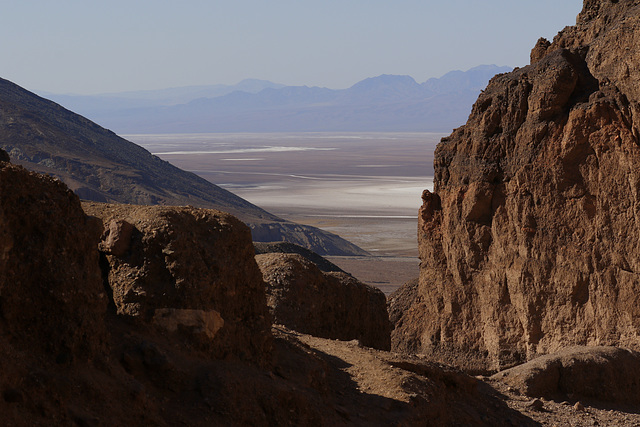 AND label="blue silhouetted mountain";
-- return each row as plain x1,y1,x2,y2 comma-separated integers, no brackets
39,79,286,116
43,65,512,133
422,65,512,94
342,75,430,103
